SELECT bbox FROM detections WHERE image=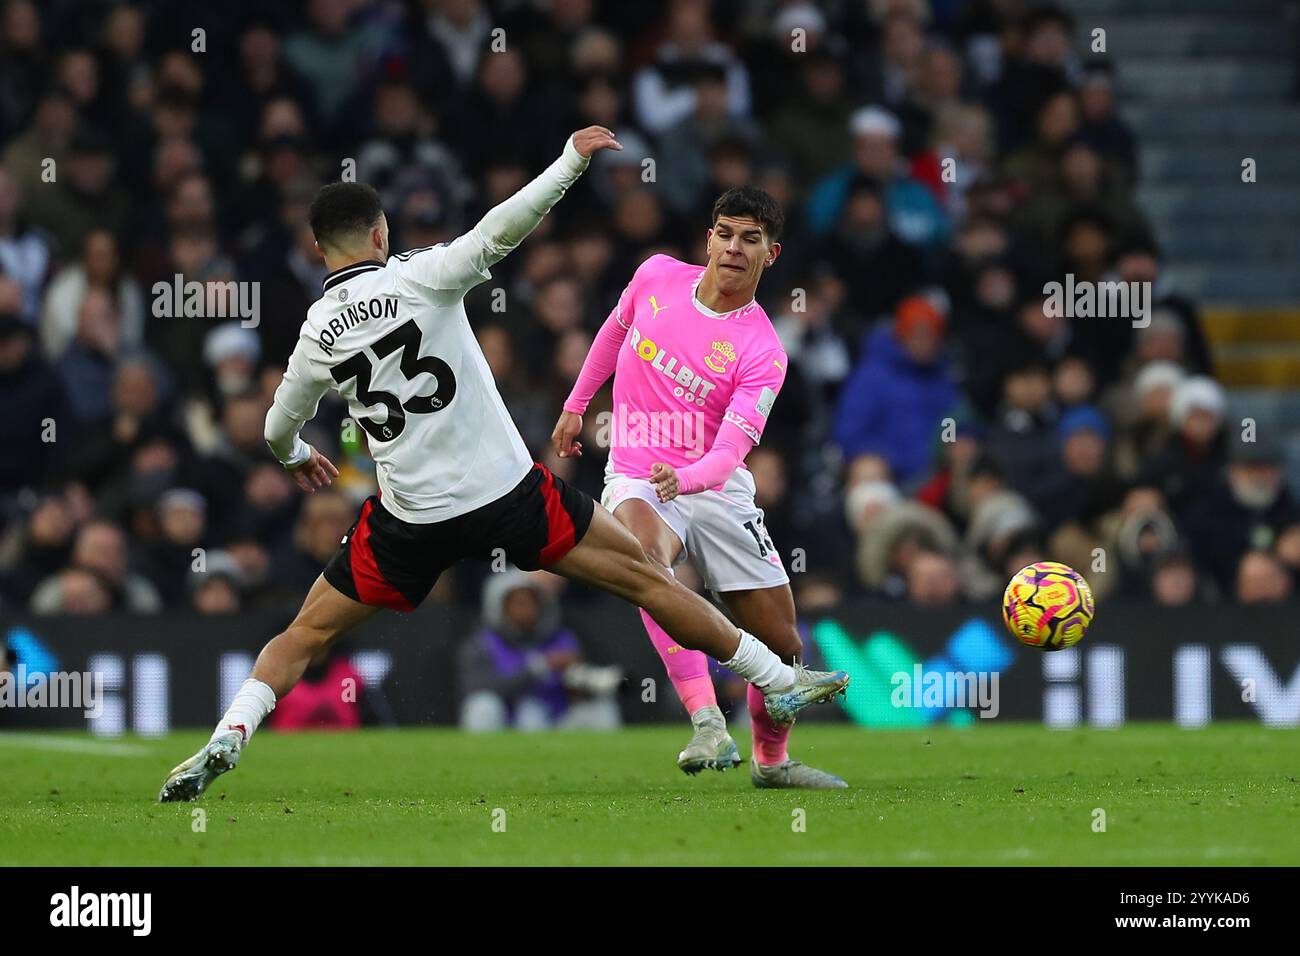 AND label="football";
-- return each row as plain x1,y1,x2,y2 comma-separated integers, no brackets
1002,562,1095,651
